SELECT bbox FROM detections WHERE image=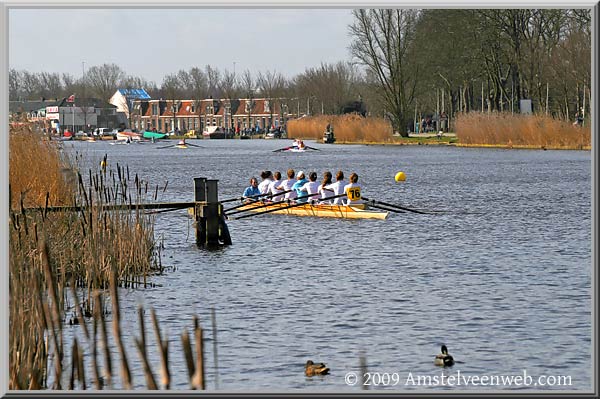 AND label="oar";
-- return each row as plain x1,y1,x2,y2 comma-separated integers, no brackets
305,146,320,151
362,197,430,215
185,142,204,148
225,191,305,216
273,147,292,153
221,189,294,205
228,193,347,220
225,197,291,217
157,144,176,149
223,191,293,214
366,203,406,214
